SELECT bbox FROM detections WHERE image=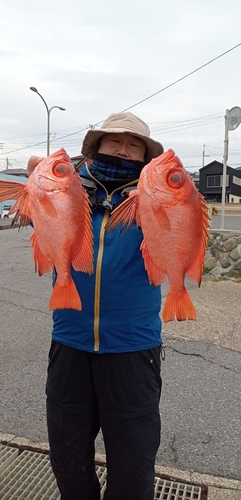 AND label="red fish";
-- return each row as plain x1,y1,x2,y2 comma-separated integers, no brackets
0,149,94,311
105,149,209,322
